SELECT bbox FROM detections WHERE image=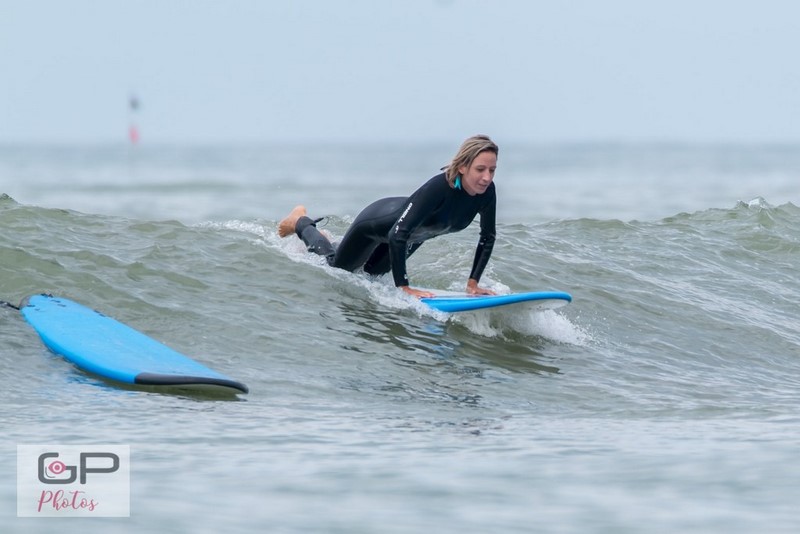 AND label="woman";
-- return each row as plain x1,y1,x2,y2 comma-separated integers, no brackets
278,134,498,298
